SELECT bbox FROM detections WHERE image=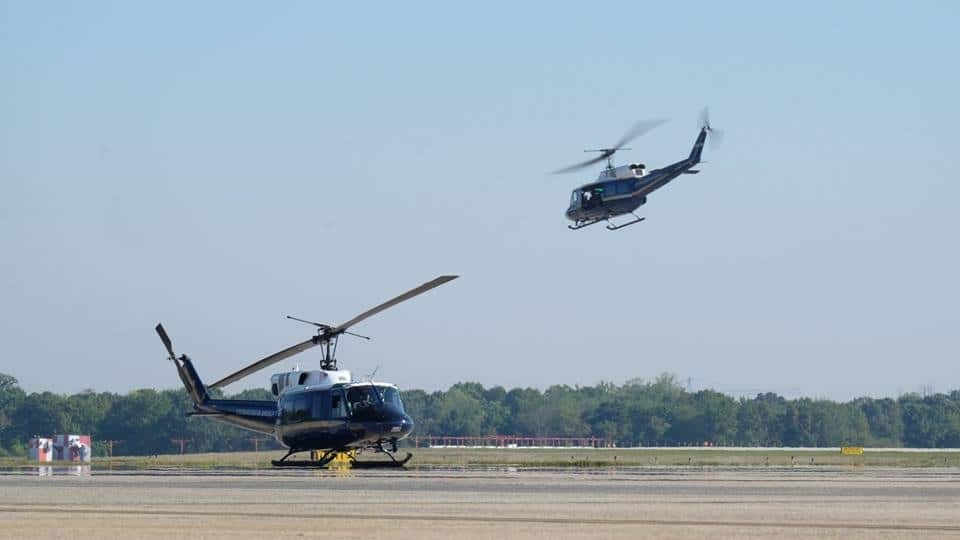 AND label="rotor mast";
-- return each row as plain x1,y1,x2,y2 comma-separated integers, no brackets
286,316,371,371
315,332,340,371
